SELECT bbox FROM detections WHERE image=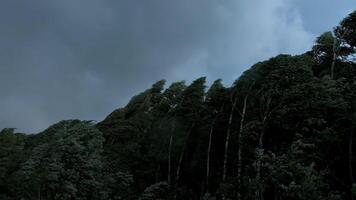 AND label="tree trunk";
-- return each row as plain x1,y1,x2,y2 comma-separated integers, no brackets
331,37,339,79
331,52,337,79
350,125,354,200
237,95,248,200
176,122,196,184
206,122,214,192
255,95,271,200
168,121,176,185
204,104,224,197
255,125,265,200
156,164,161,183
38,187,41,200
222,98,237,182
